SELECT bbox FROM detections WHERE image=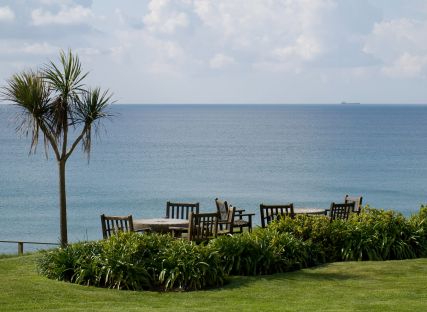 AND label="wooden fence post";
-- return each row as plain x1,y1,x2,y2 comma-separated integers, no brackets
18,242,24,255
